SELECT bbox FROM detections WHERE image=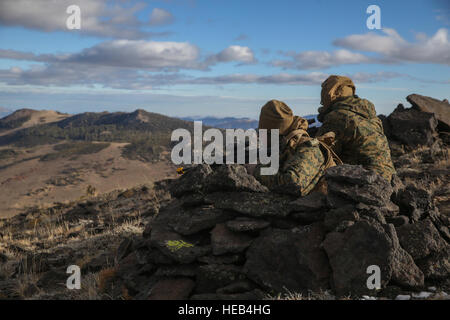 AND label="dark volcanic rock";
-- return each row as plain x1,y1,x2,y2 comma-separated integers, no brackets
415,248,450,280
289,192,328,223
324,205,360,232
391,246,424,289
225,217,270,233
148,278,195,300
195,264,245,293
169,207,230,236
386,104,439,147
325,164,379,185
393,185,433,222
355,203,388,224
205,192,292,217
169,164,213,197
197,254,243,265
205,165,268,193
169,164,268,197
407,94,450,131
396,219,447,260
386,215,410,228
326,165,393,207
244,224,330,293
289,191,327,212
323,220,423,296
211,223,253,255
154,265,198,278
216,280,255,294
